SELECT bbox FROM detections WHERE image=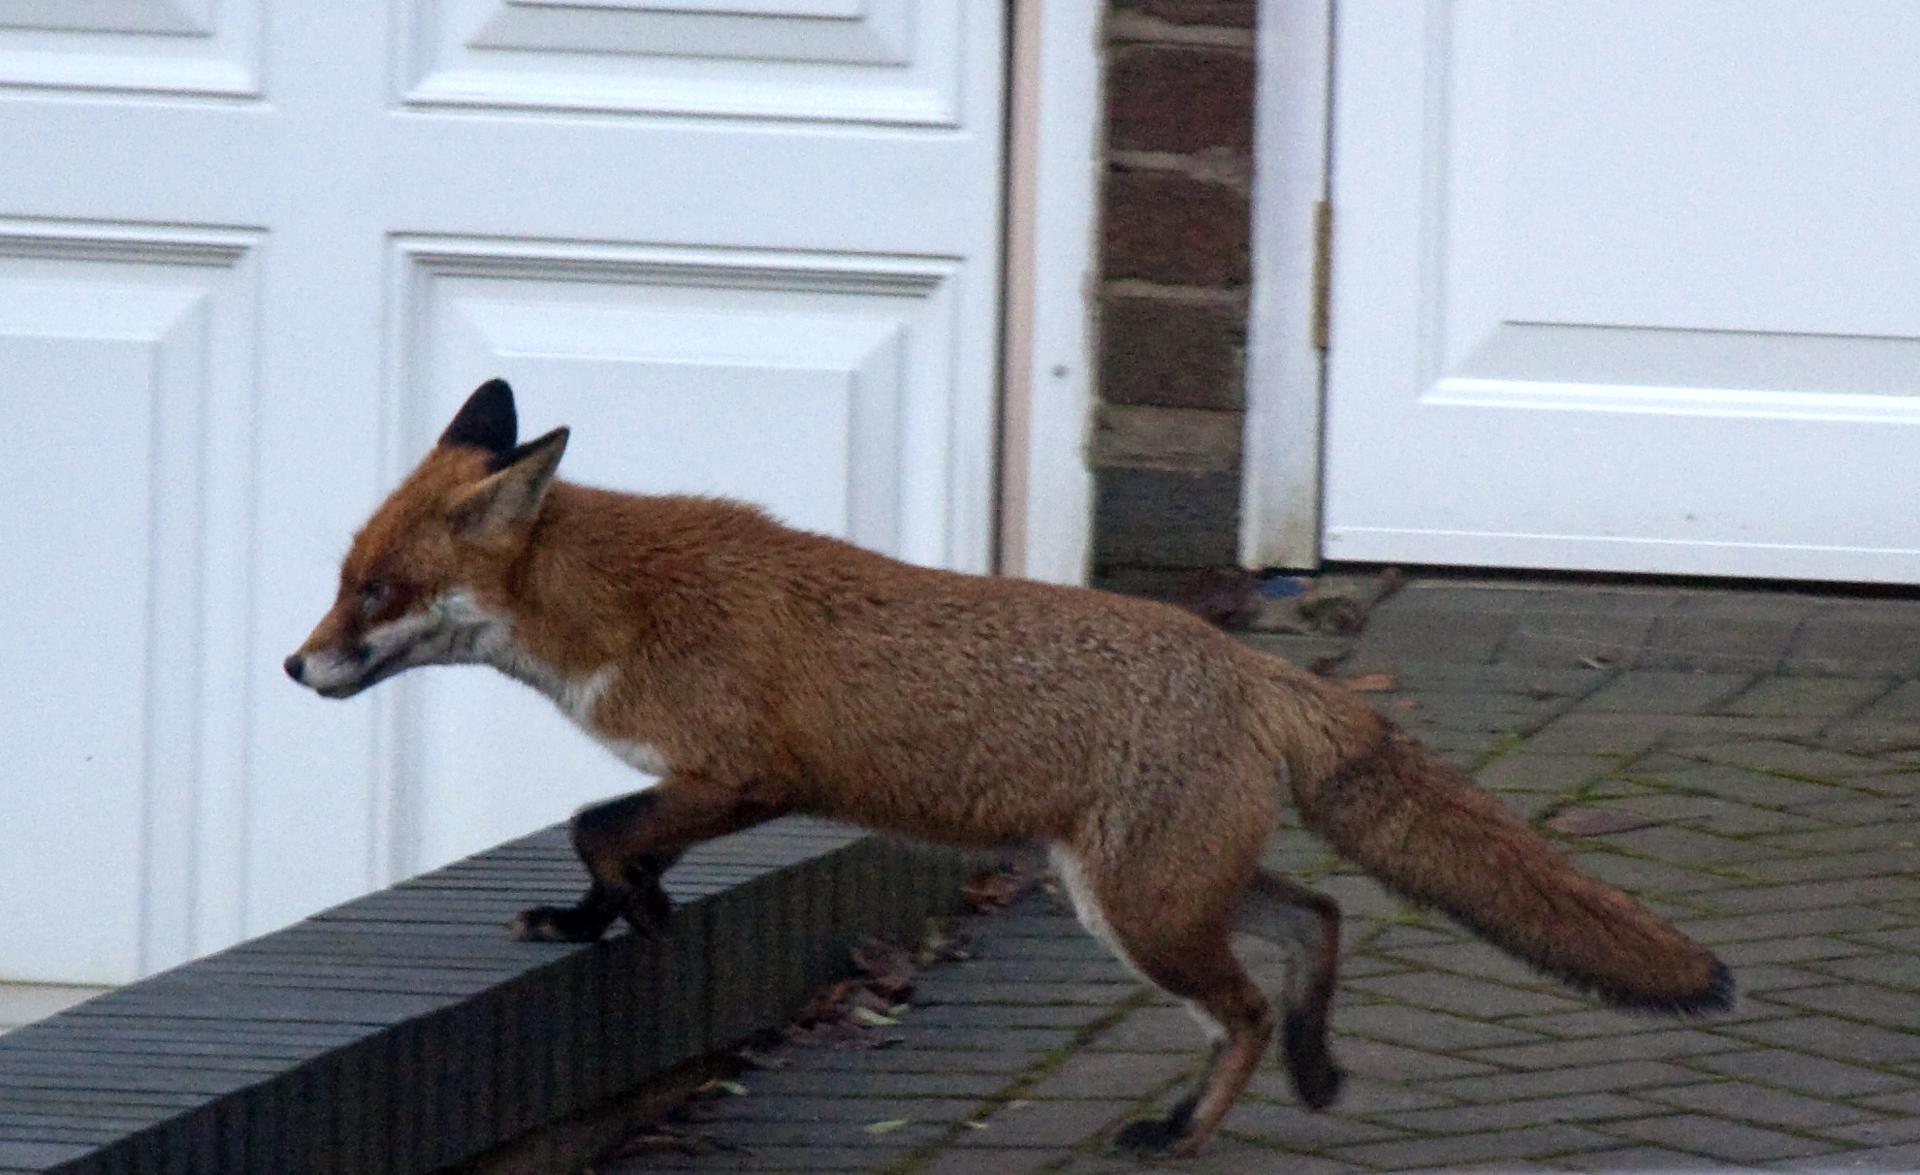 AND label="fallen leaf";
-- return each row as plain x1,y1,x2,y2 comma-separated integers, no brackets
1545,808,1668,836
1577,654,1613,670
850,1006,899,1027
1343,672,1398,693
865,1119,911,1135
714,1080,748,1097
